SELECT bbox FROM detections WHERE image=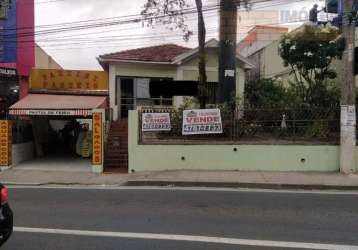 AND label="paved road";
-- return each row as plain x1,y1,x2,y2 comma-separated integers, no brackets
2,187,358,250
